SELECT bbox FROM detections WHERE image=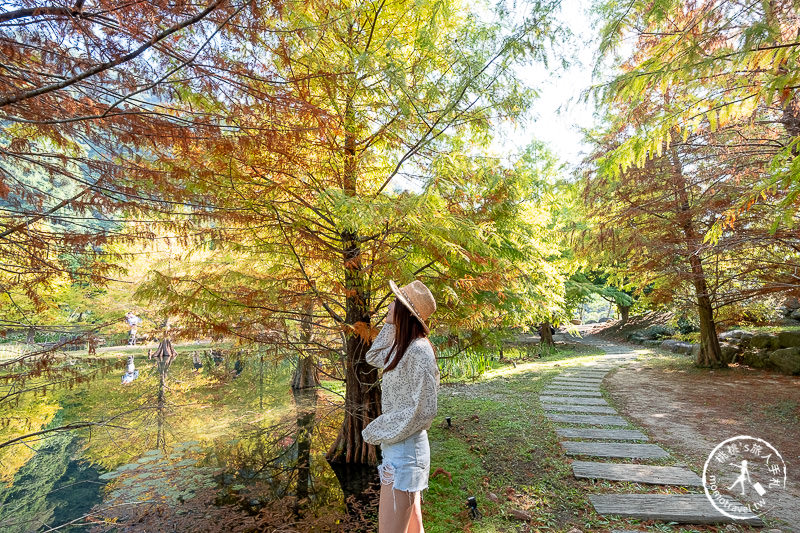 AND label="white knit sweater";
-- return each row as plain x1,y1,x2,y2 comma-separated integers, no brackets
361,323,440,446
